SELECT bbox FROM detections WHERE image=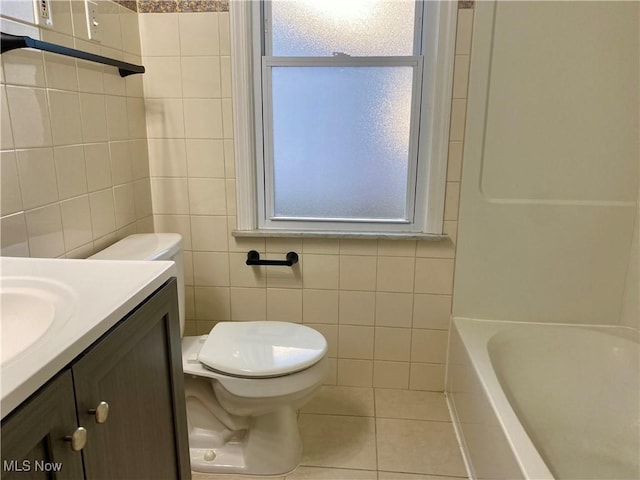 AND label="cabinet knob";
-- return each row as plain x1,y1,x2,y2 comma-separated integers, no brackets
64,427,87,451
88,401,110,424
